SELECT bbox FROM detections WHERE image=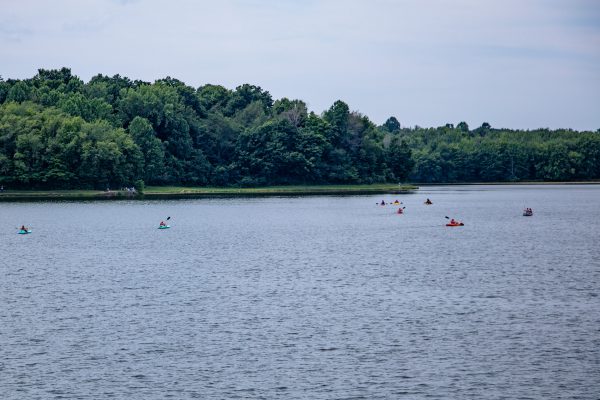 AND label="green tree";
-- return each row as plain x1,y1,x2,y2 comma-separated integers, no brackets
387,138,414,181
128,116,165,183
383,116,401,133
